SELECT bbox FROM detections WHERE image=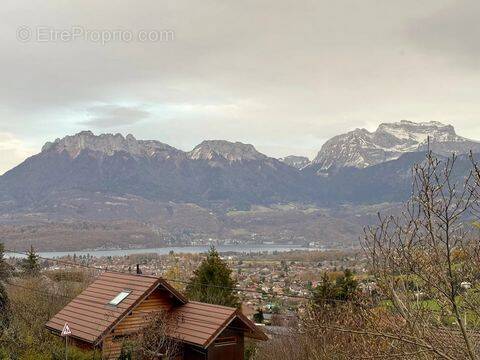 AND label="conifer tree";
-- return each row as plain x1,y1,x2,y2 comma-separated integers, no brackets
186,246,239,307
313,269,358,306
335,269,358,301
21,245,40,277
253,308,264,323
